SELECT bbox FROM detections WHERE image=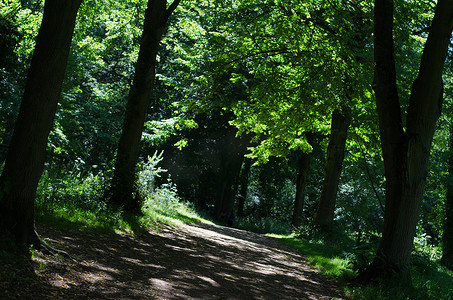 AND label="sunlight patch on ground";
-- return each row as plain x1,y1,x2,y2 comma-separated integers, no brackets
75,270,115,283
149,278,173,290
167,244,197,253
47,273,72,289
81,261,119,274
198,275,220,287
120,256,142,264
